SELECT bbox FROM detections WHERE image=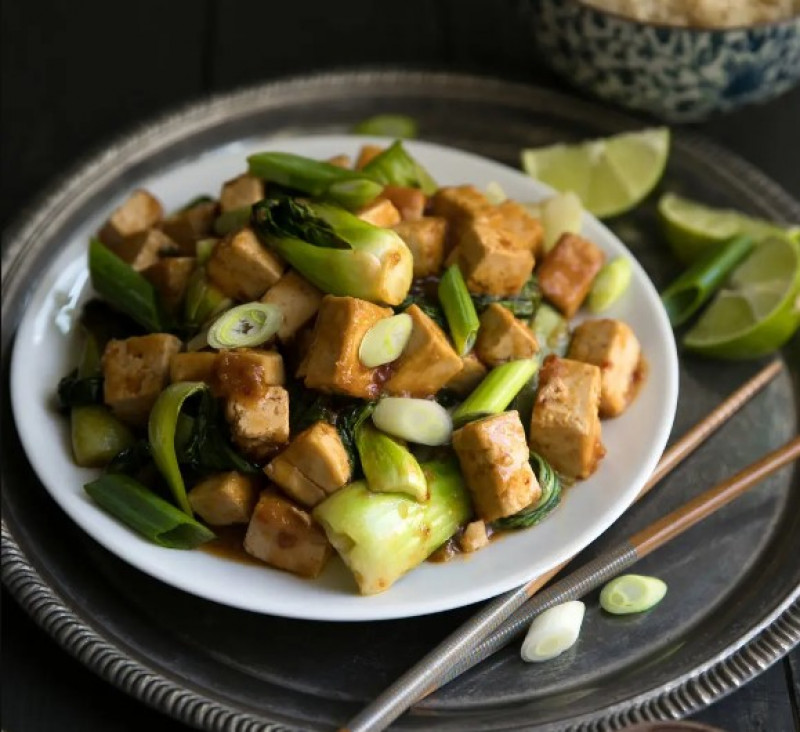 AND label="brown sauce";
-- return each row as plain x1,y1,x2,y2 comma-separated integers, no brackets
200,525,261,566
